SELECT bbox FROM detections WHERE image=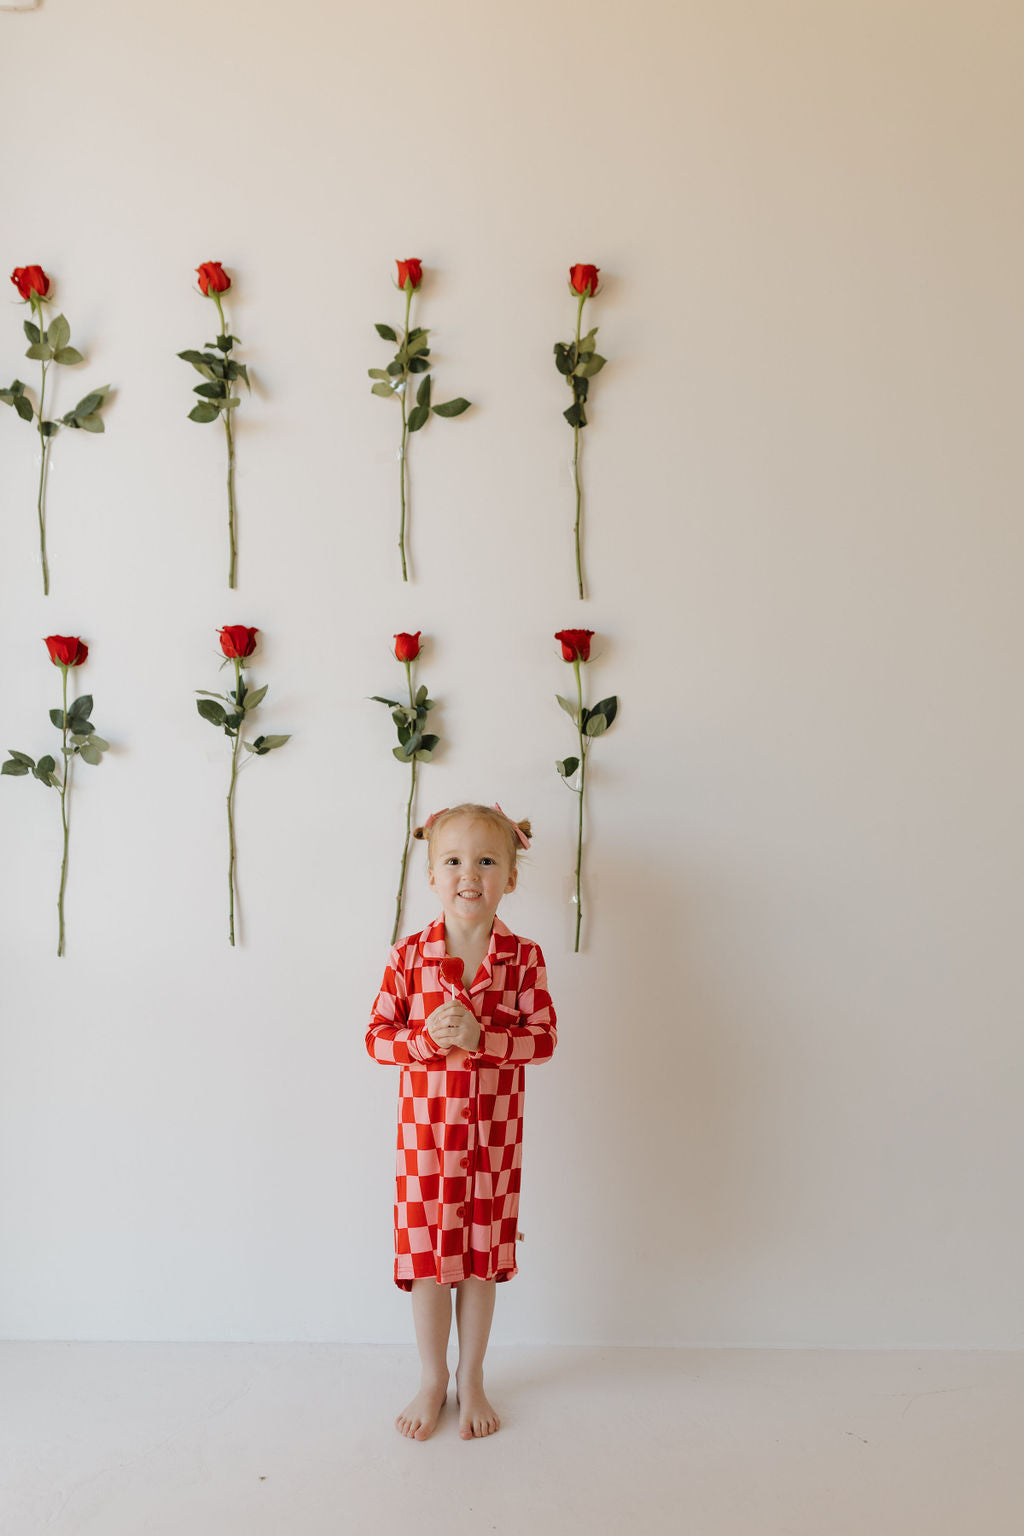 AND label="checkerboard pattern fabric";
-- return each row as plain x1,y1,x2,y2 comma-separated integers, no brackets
367,915,557,1290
